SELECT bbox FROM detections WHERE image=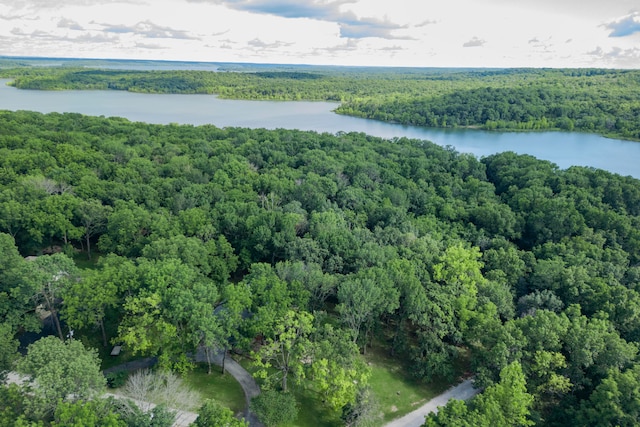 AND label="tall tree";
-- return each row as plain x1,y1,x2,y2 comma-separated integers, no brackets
432,243,483,338
61,268,119,347
193,400,248,427
52,400,126,427
75,199,111,260
17,336,106,418
0,234,38,332
424,362,534,427
253,310,314,392
0,323,19,382
337,267,399,352
26,253,78,340
574,364,640,427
